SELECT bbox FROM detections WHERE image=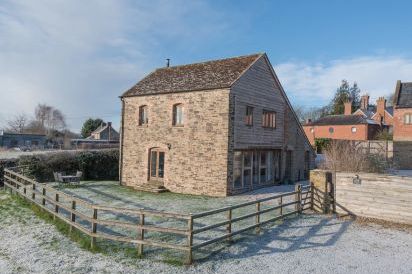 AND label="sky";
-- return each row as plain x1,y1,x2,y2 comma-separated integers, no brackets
1,0,412,132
